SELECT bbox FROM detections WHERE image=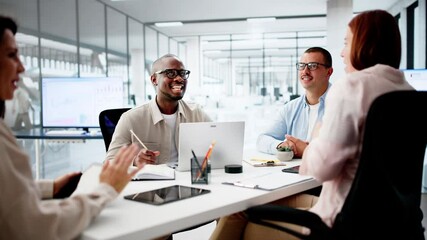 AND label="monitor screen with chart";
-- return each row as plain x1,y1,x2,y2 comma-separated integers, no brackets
42,77,124,129
403,69,427,91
